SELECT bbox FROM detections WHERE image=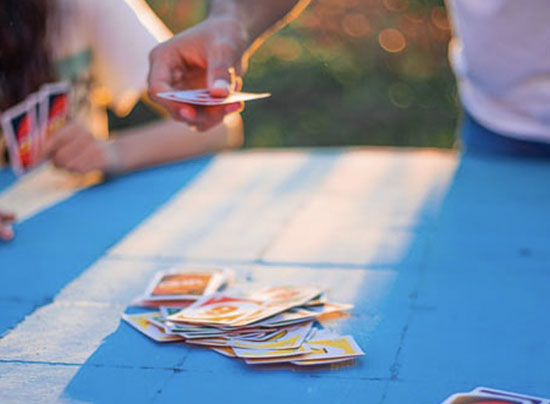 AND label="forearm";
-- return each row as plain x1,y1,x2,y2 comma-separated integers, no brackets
209,0,310,53
111,116,242,173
